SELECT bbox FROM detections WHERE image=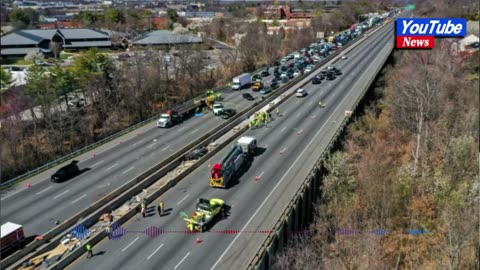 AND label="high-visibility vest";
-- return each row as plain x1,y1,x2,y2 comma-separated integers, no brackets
86,244,92,251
